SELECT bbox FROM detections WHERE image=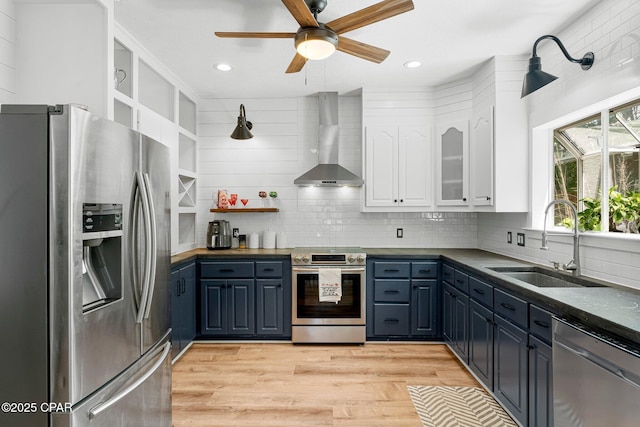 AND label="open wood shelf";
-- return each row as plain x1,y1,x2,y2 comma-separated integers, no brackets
210,208,279,213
